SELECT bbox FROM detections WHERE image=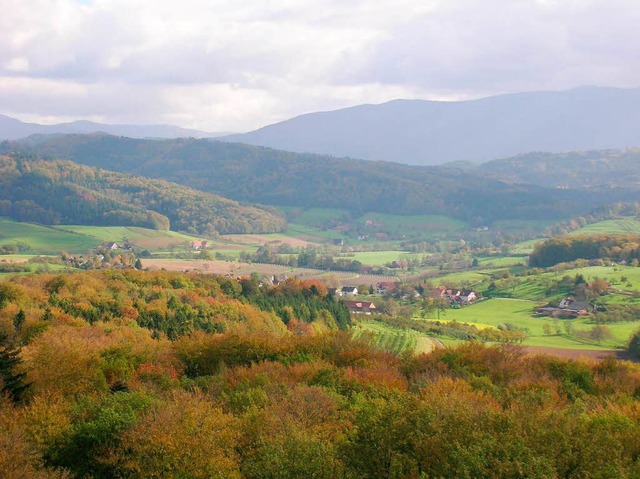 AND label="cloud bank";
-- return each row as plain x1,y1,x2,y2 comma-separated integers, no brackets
1,0,639,131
